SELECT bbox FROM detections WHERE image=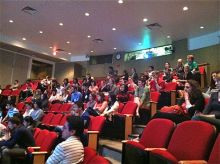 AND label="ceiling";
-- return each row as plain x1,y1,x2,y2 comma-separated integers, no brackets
0,0,219,61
